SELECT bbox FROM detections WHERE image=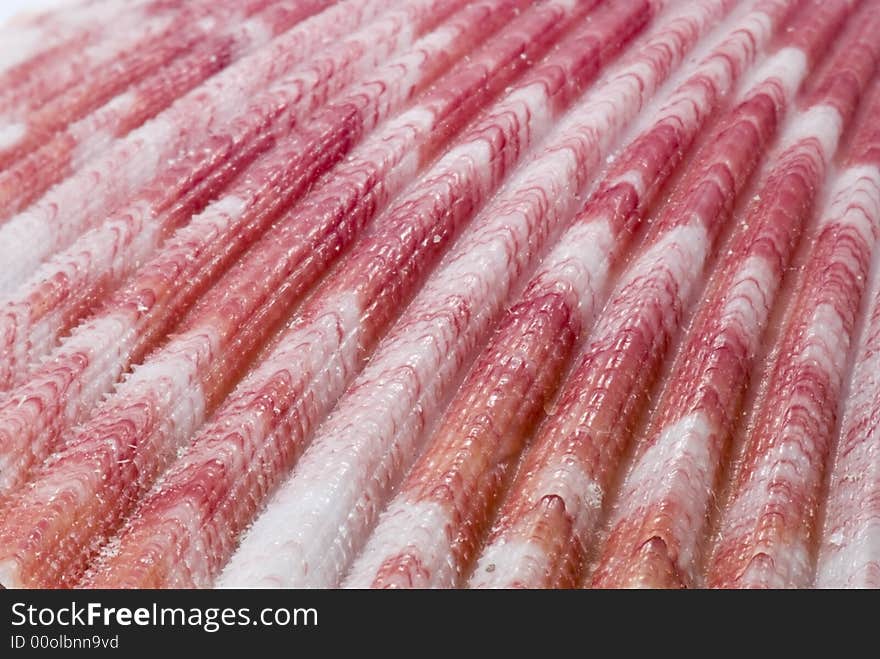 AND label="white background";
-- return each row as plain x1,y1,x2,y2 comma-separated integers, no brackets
0,0,71,27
